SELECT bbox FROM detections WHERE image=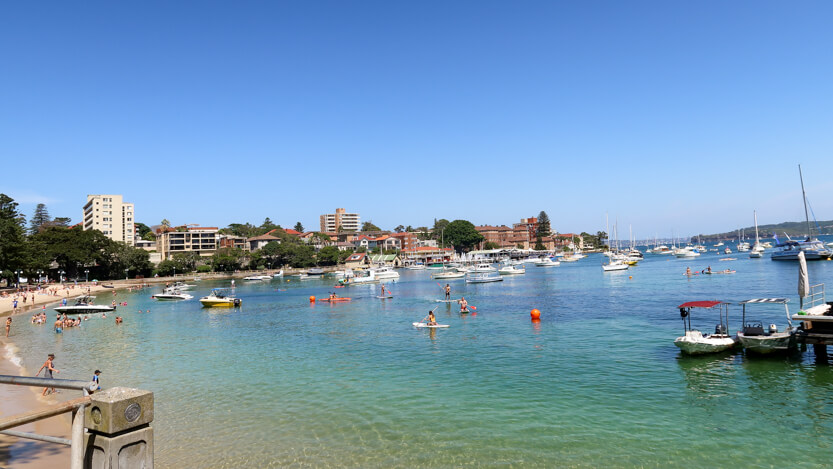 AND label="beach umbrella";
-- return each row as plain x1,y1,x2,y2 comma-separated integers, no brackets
798,251,809,300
